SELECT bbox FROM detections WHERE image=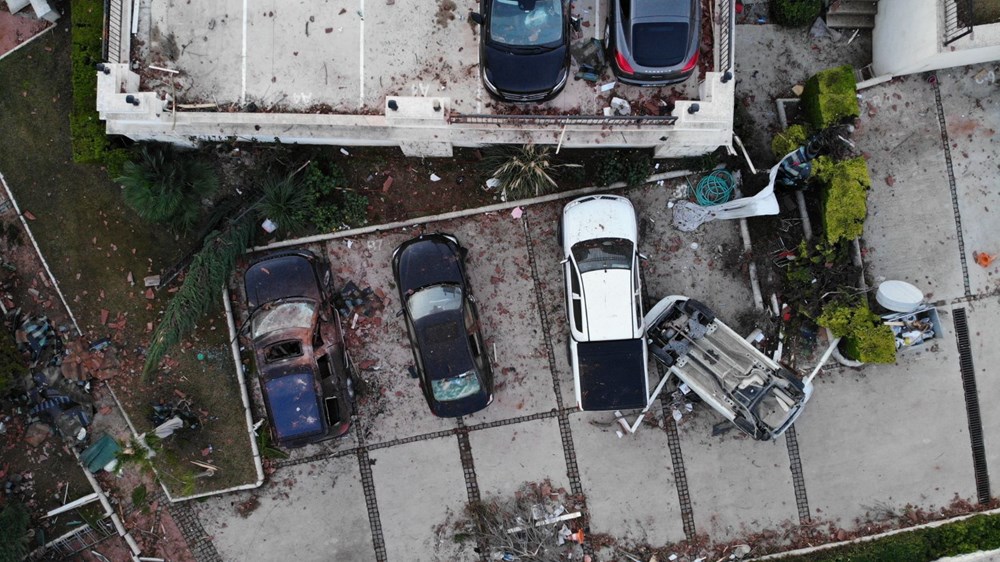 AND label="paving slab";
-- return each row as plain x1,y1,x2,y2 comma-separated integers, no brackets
325,232,459,445
795,308,977,528
370,436,474,561
447,213,560,423
674,405,799,541
470,417,569,498
962,297,1000,495
196,456,373,561
570,412,686,545
857,75,967,303
935,64,1000,297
